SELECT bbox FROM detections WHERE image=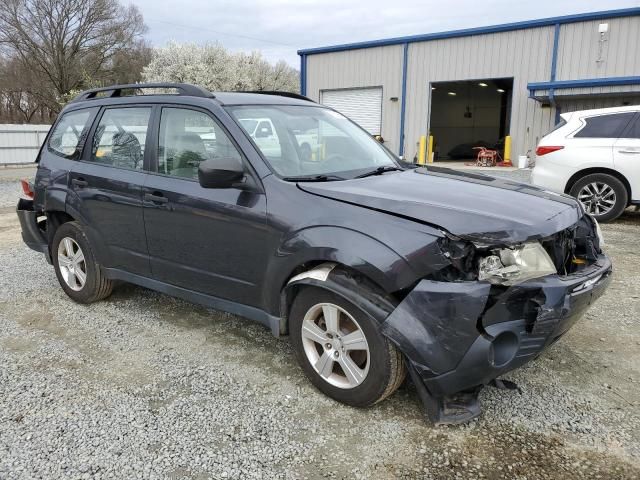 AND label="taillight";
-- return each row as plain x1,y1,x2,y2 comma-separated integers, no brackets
20,179,34,199
536,145,564,156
